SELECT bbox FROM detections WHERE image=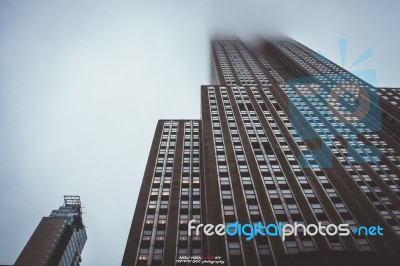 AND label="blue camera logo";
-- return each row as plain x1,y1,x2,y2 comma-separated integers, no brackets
286,39,382,168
